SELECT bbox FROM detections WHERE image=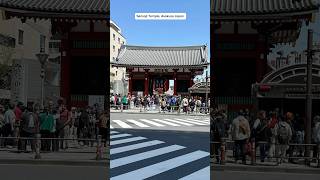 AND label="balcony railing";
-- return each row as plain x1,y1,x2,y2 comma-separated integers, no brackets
49,40,61,54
